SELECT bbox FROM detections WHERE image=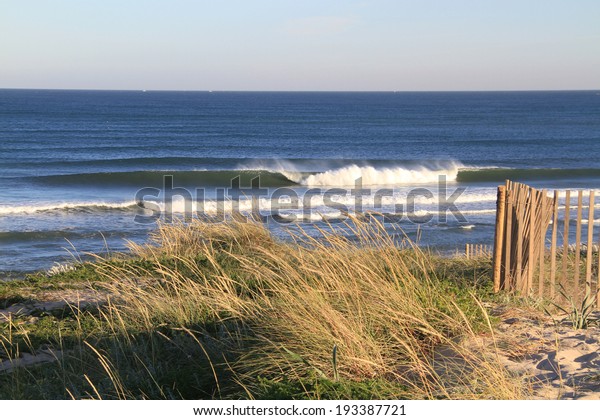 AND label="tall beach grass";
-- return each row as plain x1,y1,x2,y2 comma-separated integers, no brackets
0,217,525,399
